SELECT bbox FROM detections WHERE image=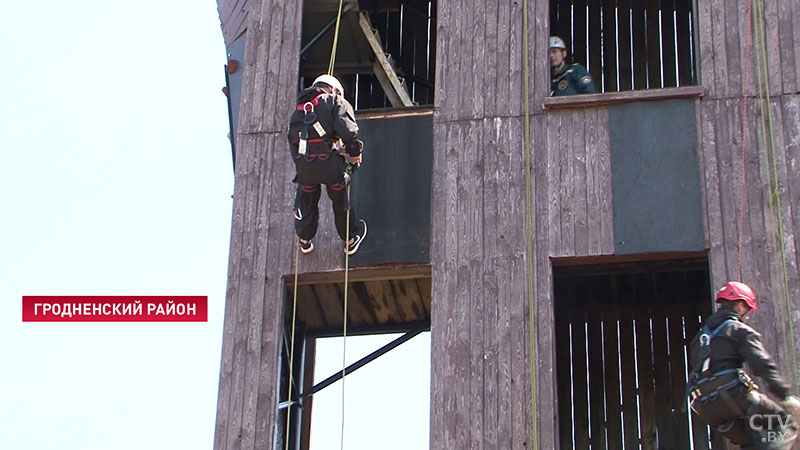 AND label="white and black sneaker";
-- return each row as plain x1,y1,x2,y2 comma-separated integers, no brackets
344,220,367,256
299,239,314,254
